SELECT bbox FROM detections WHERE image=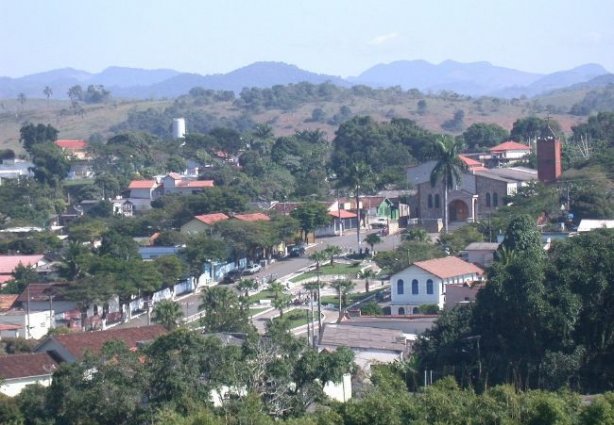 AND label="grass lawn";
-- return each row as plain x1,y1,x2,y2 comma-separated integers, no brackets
289,262,363,283
249,307,270,316
248,289,276,304
272,308,309,329
320,287,386,308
